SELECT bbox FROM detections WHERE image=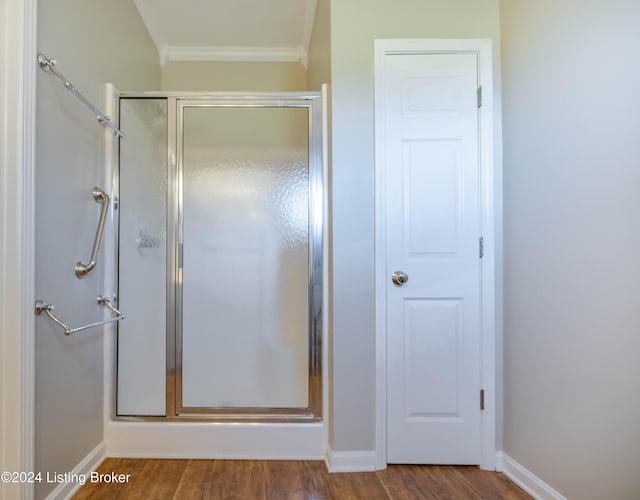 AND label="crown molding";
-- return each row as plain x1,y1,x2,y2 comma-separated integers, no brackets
133,0,317,69
160,46,308,67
